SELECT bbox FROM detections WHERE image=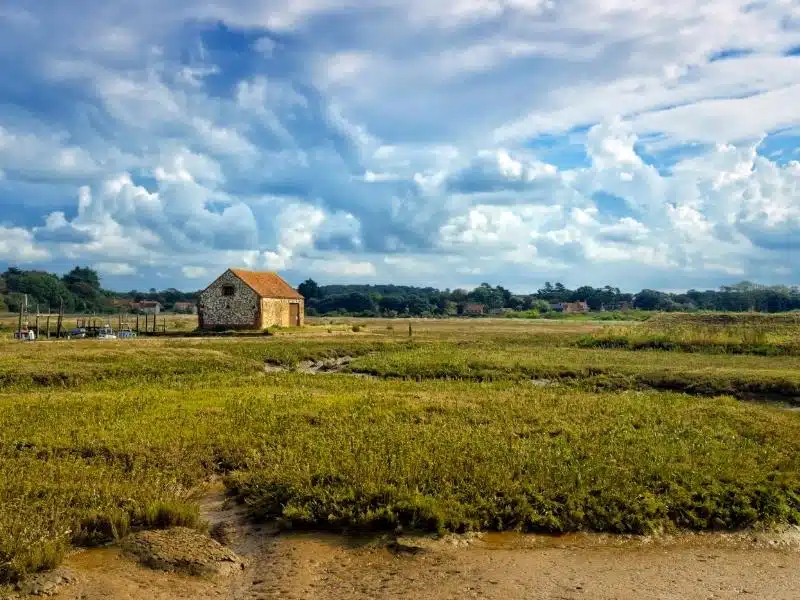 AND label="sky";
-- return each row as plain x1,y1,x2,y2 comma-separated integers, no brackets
0,1,798,293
